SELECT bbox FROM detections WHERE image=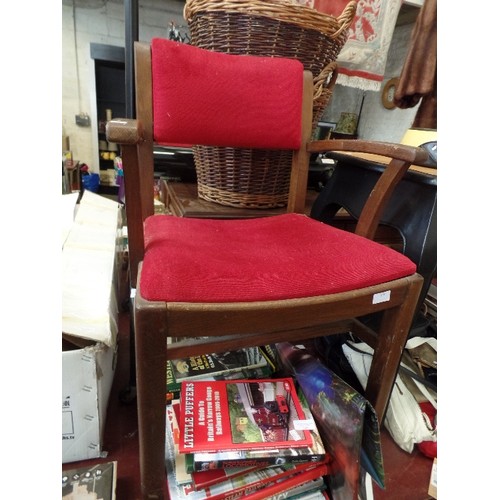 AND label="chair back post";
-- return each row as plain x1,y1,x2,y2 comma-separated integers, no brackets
121,42,155,288
287,71,314,214
121,144,144,289
134,41,155,222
